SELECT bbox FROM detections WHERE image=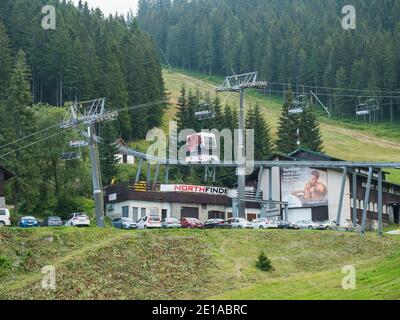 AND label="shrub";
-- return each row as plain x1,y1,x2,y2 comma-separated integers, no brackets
256,251,273,272
0,255,11,269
